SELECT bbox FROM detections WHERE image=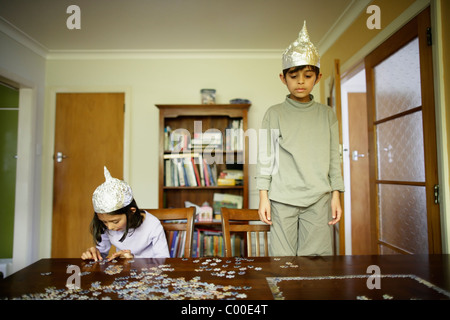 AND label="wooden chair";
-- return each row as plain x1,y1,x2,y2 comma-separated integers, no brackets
144,207,195,258
221,208,270,257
